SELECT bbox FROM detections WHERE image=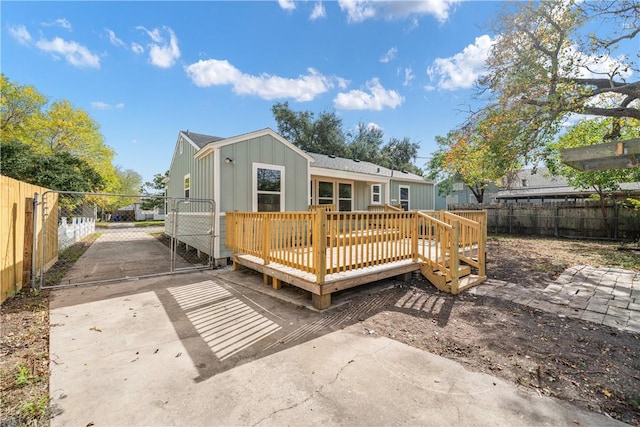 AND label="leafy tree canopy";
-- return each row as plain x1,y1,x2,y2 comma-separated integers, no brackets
272,102,424,176
0,74,119,192
1,140,105,192
478,0,639,161
432,0,639,197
